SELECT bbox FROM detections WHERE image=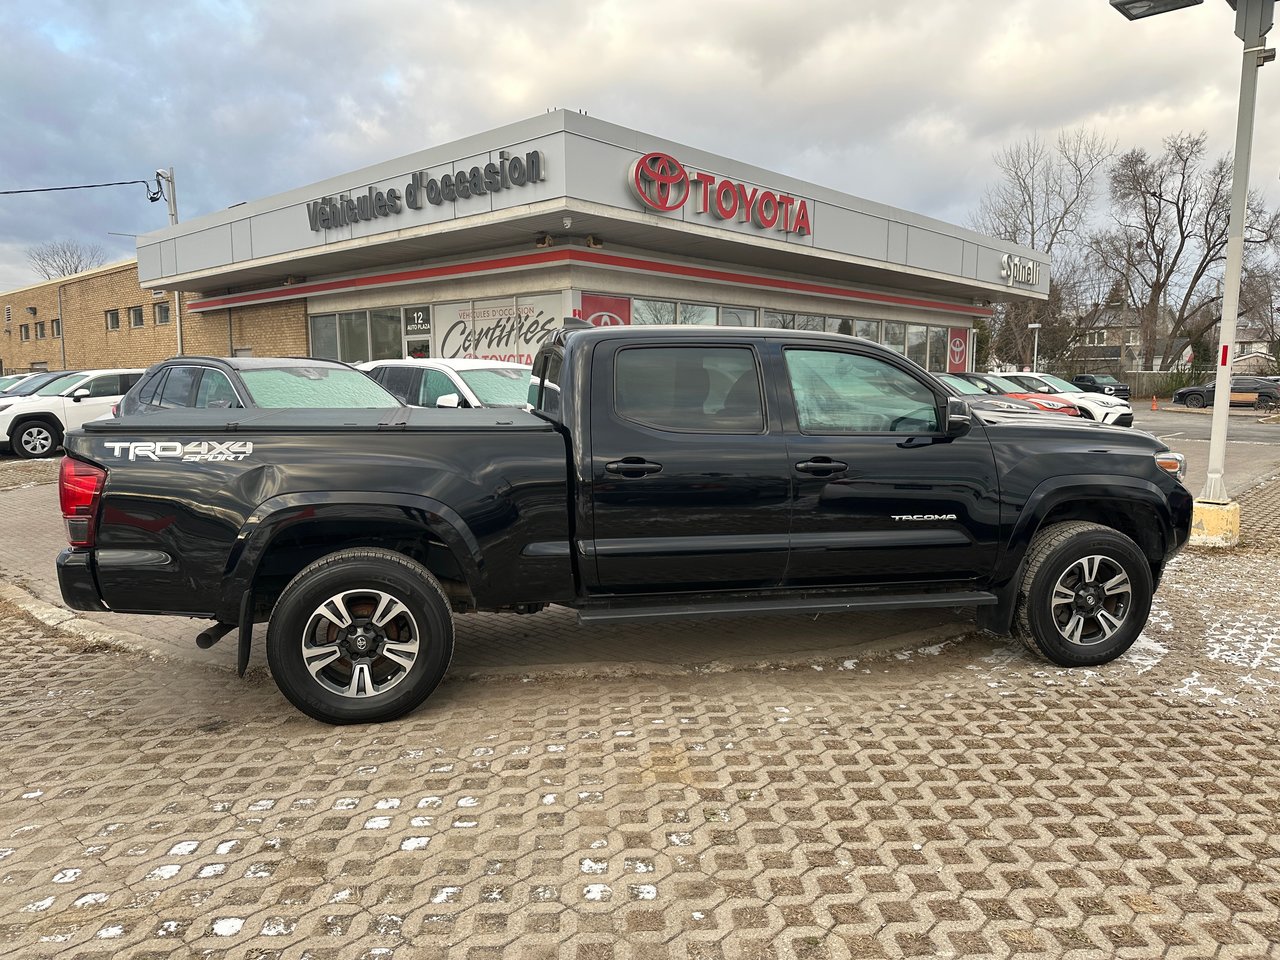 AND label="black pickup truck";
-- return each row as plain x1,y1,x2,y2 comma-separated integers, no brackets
57,326,1191,724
